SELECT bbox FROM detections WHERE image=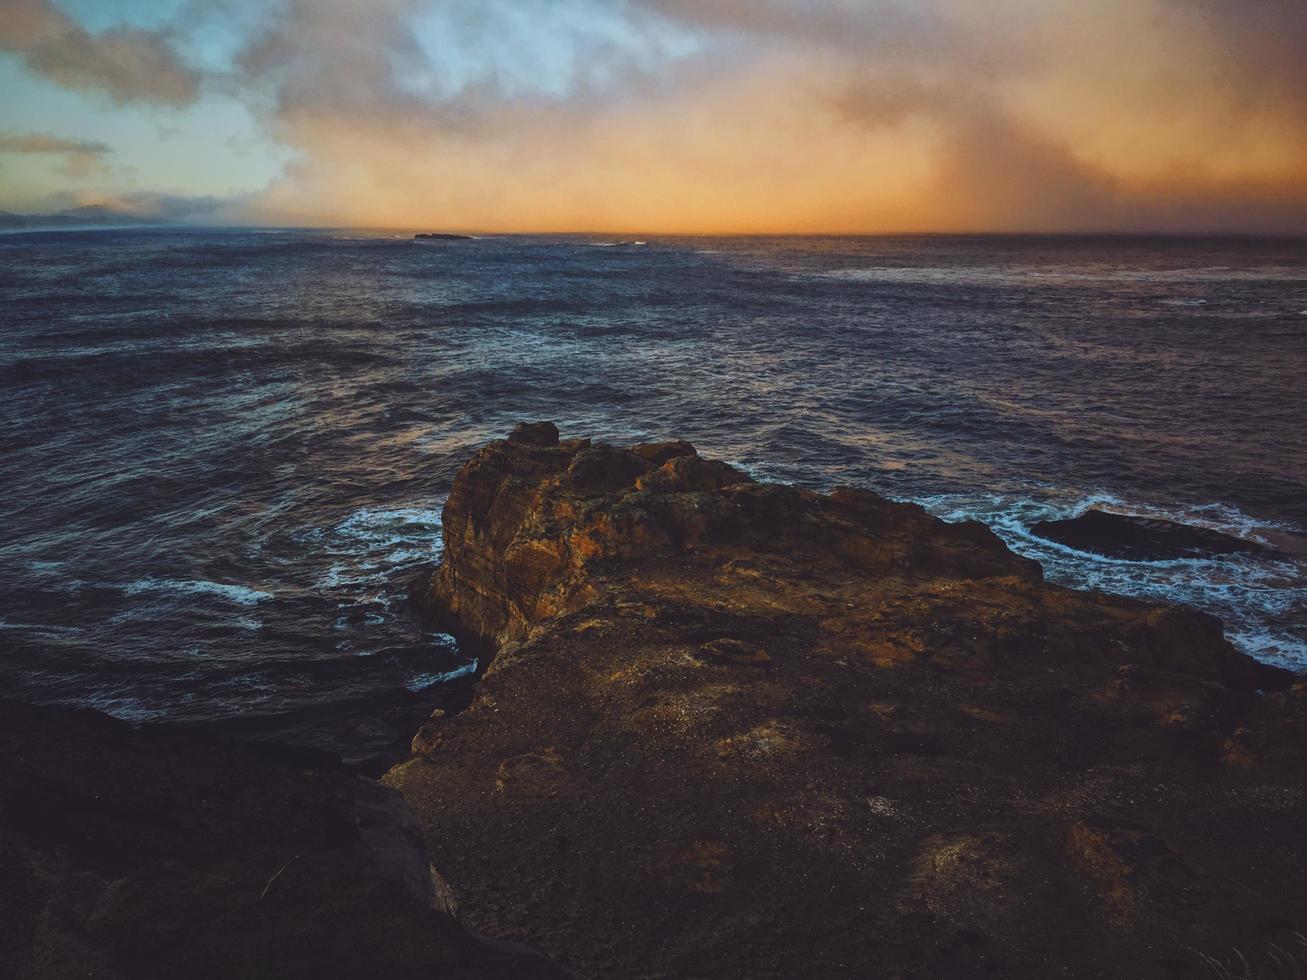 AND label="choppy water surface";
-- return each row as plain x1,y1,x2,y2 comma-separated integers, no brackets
2,229,1304,757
